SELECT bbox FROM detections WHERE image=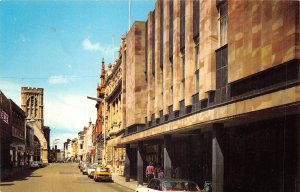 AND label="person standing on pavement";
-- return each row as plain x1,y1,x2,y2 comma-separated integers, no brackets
146,162,154,182
157,167,164,178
